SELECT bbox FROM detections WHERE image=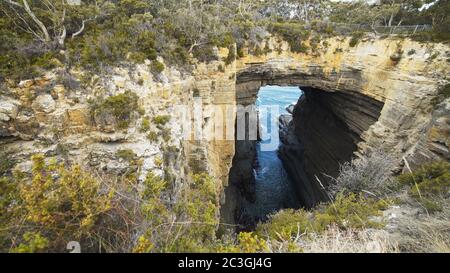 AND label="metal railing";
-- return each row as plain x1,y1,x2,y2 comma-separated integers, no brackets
330,23,432,35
